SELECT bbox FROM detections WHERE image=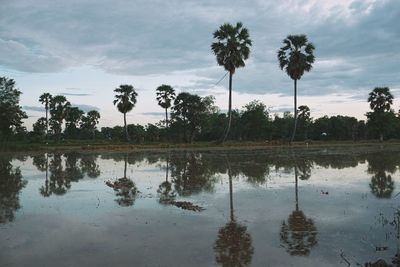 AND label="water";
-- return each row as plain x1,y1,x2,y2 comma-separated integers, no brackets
1,145,400,266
